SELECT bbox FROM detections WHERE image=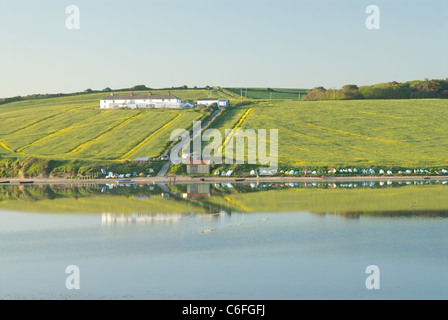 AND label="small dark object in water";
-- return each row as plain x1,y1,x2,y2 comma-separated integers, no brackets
235,178,245,182
0,181,10,184
19,181,34,184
